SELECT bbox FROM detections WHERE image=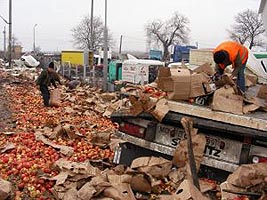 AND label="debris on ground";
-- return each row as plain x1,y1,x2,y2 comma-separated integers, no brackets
0,62,267,200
